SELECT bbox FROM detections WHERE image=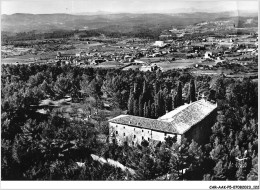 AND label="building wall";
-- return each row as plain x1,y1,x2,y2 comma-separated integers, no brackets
183,108,217,144
109,122,181,146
